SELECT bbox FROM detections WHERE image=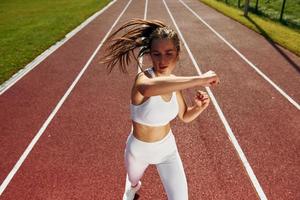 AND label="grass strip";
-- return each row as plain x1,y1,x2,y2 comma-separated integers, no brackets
200,0,300,57
217,0,300,30
0,0,110,85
